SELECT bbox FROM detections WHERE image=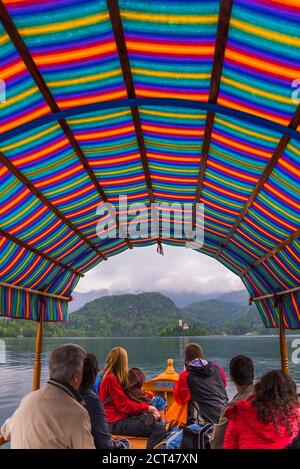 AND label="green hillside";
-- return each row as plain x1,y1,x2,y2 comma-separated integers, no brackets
183,300,263,335
183,300,241,329
216,290,249,306
0,291,277,337
65,292,187,337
